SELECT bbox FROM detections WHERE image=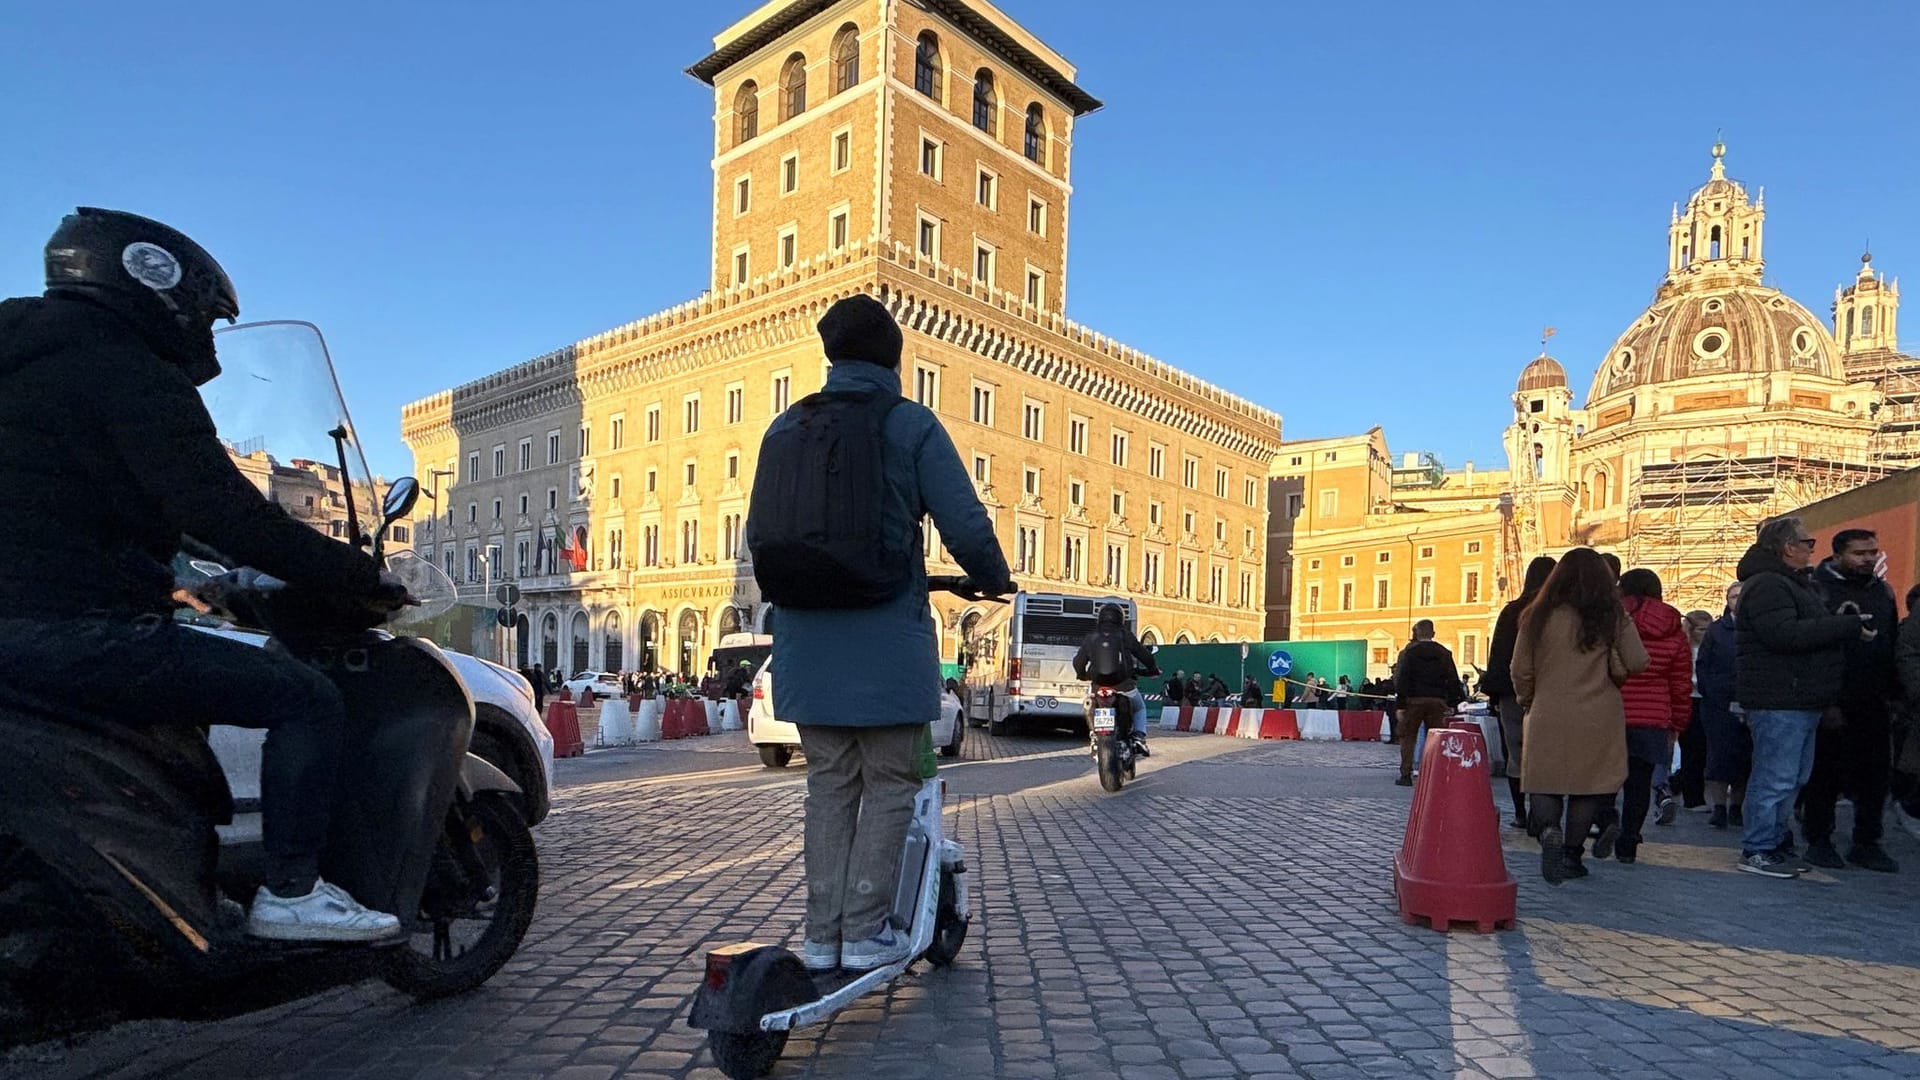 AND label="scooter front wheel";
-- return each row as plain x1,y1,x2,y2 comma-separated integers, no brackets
383,793,539,1000
921,866,968,967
